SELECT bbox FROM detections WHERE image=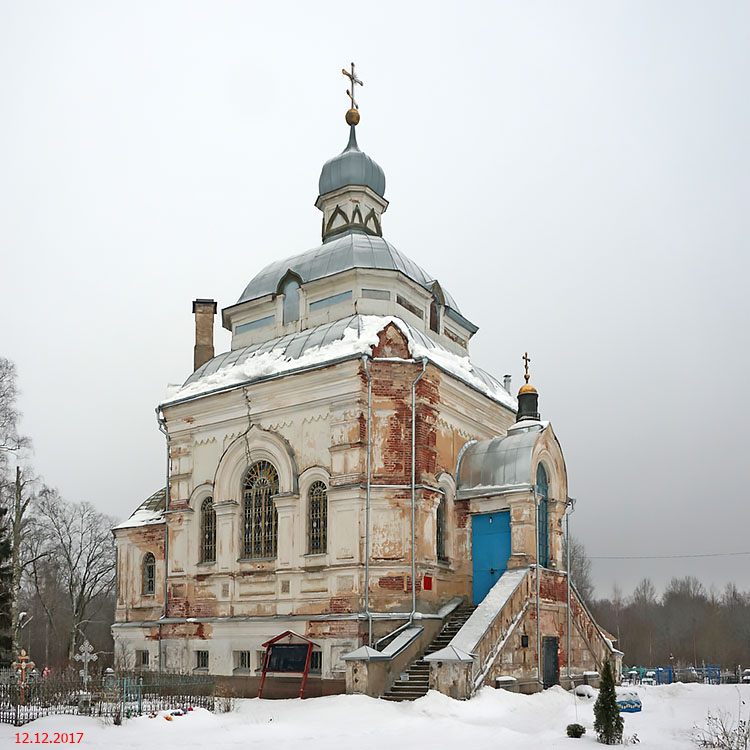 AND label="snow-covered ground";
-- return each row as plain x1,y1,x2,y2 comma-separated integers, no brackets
2,684,749,749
